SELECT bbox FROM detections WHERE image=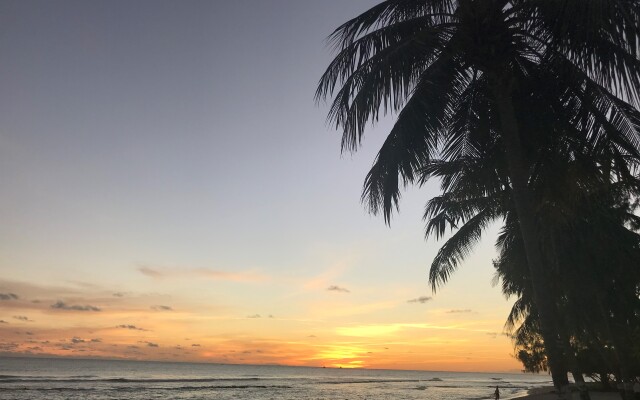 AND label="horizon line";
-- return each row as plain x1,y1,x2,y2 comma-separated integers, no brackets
0,354,528,375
